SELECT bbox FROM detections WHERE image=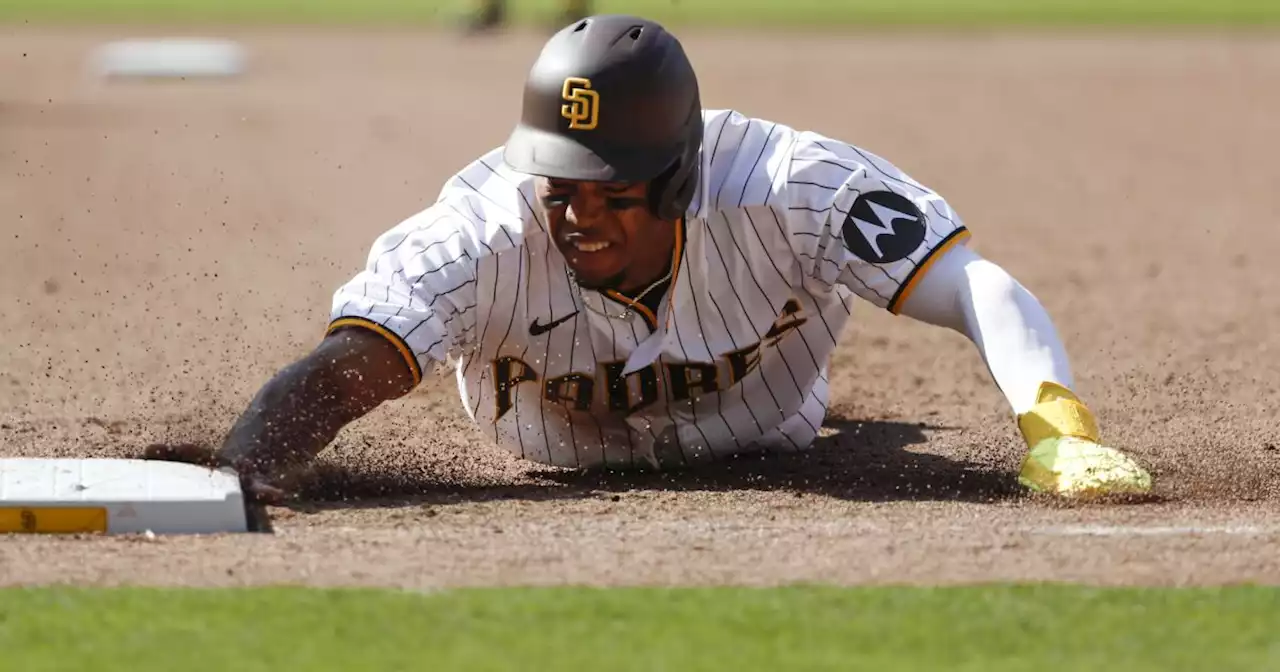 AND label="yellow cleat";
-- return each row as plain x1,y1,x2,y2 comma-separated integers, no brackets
1019,436,1152,497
